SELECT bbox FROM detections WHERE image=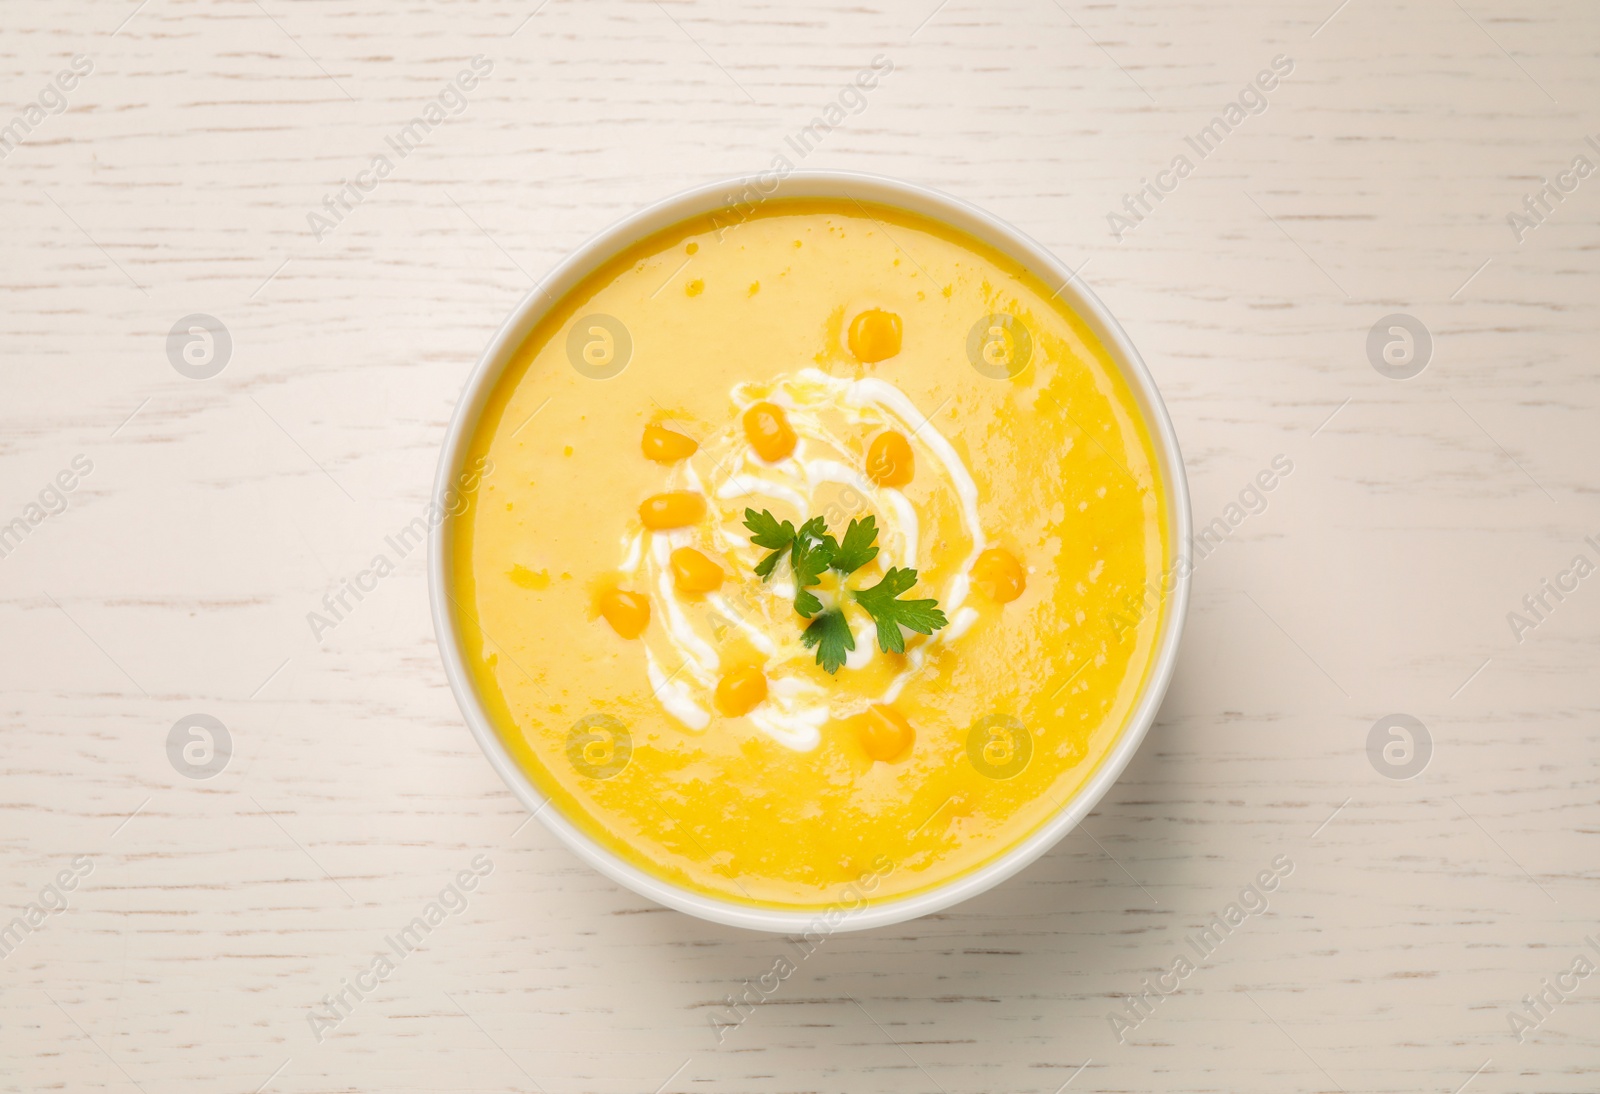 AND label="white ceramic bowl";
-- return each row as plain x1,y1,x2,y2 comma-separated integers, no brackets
429,170,1191,933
